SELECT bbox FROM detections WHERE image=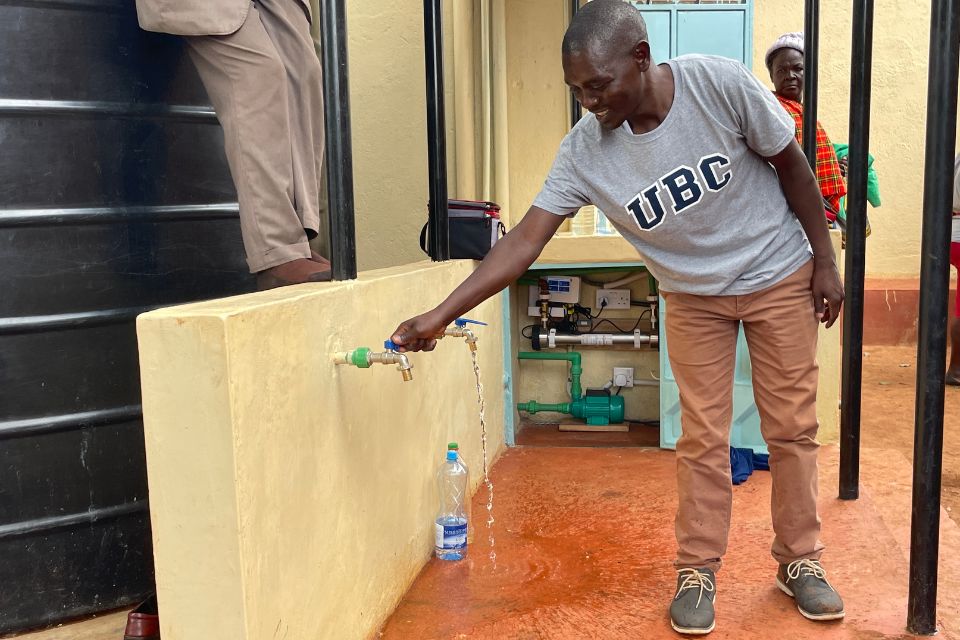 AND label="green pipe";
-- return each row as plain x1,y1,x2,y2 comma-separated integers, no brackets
516,400,571,415
518,351,582,399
